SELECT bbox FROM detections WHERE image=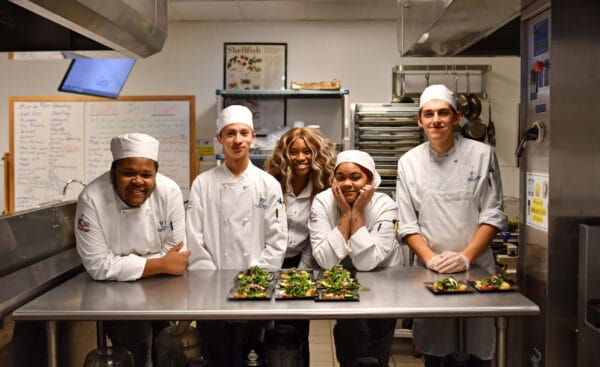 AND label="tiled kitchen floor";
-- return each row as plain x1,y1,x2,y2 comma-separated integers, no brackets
309,320,424,367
